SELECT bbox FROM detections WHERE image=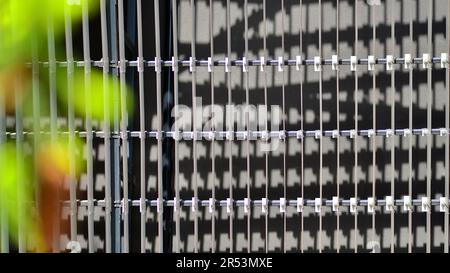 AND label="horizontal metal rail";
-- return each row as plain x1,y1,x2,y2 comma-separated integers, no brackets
60,198,448,209
25,55,449,69
4,128,448,140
